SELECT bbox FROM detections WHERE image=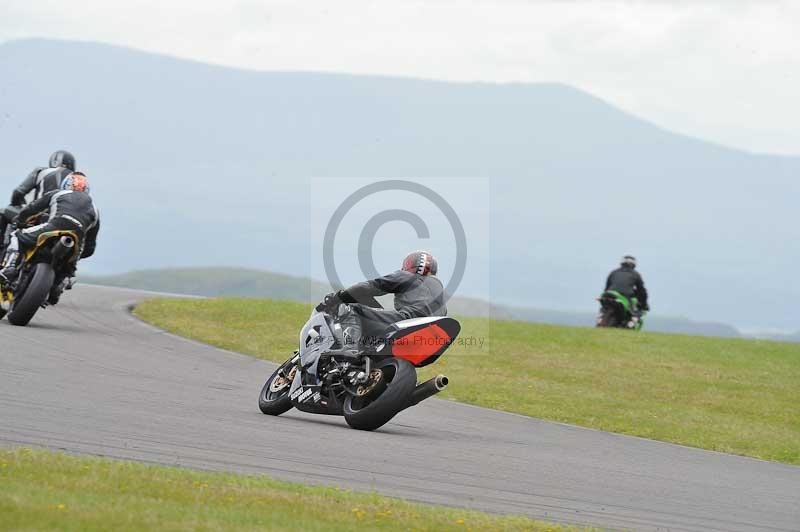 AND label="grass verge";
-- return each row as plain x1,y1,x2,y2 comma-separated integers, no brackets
0,448,589,532
135,298,800,464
